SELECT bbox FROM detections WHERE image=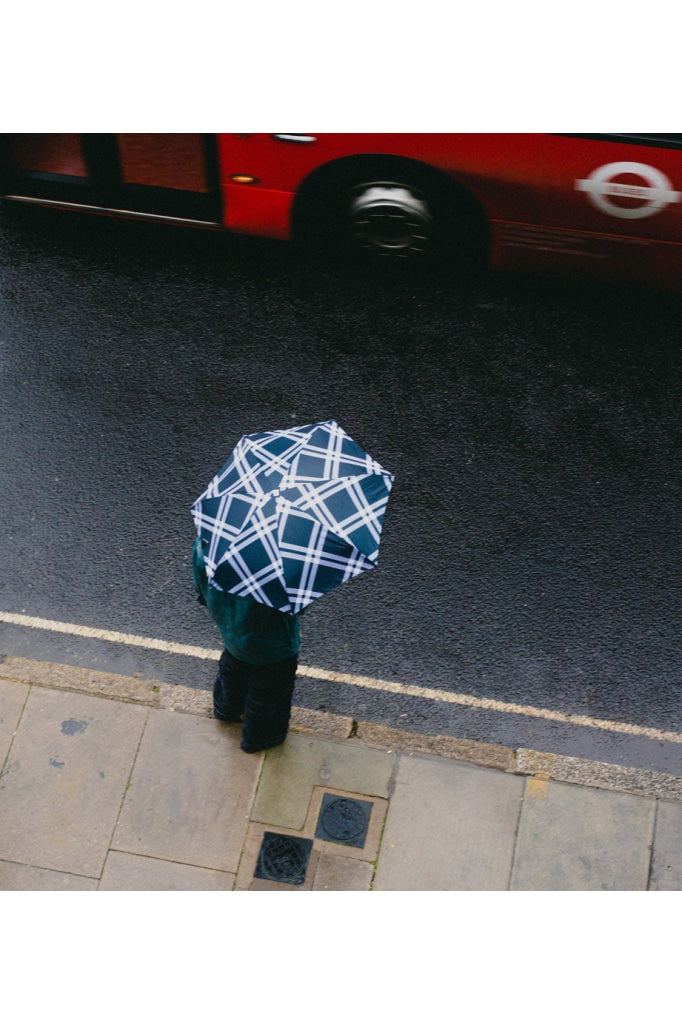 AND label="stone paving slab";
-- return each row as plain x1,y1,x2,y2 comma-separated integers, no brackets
112,711,261,873
649,799,682,890
252,732,395,830
312,853,375,891
99,851,236,890
0,678,28,763
0,858,98,890
373,755,524,890
510,778,655,890
0,687,147,877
